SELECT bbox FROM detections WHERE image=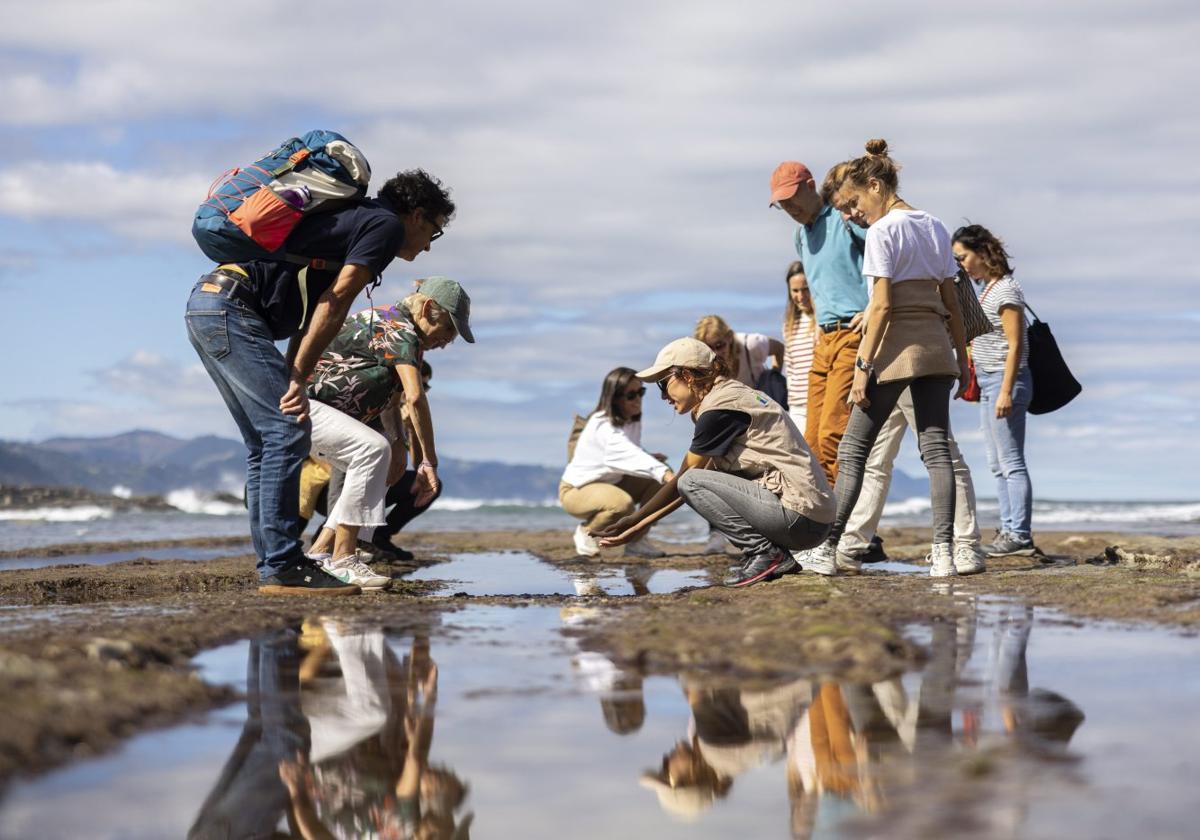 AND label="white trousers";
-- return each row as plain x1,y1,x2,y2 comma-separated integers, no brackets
838,388,980,553
308,401,389,531
788,406,807,436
